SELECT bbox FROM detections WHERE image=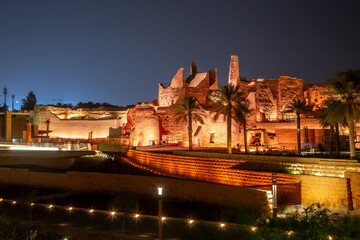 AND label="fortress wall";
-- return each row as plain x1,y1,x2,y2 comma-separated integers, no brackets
0,167,269,213
126,150,356,210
